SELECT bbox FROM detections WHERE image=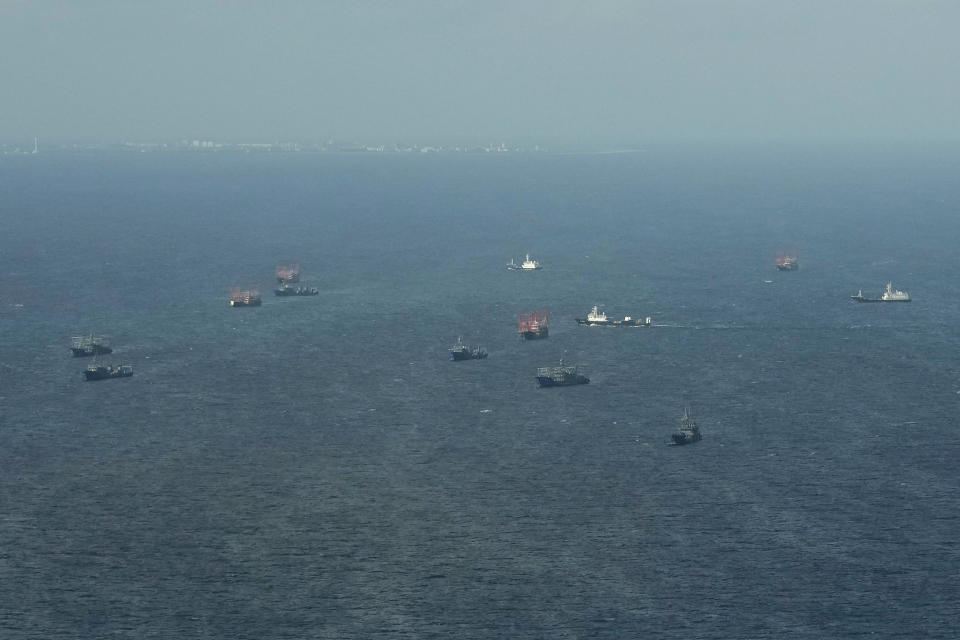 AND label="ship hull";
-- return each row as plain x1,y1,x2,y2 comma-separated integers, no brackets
776,264,799,271
576,319,650,327
84,368,133,381
229,299,262,307
275,288,318,296
851,297,911,303
450,351,487,361
521,328,549,340
536,376,589,387
671,433,701,445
